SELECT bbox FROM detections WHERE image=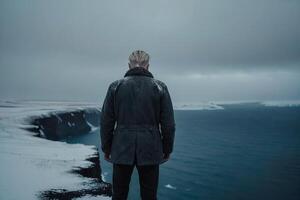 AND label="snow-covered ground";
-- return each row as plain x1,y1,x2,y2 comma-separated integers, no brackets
0,100,110,200
173,102,224,110
260,100,300,107
174,100,300,110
